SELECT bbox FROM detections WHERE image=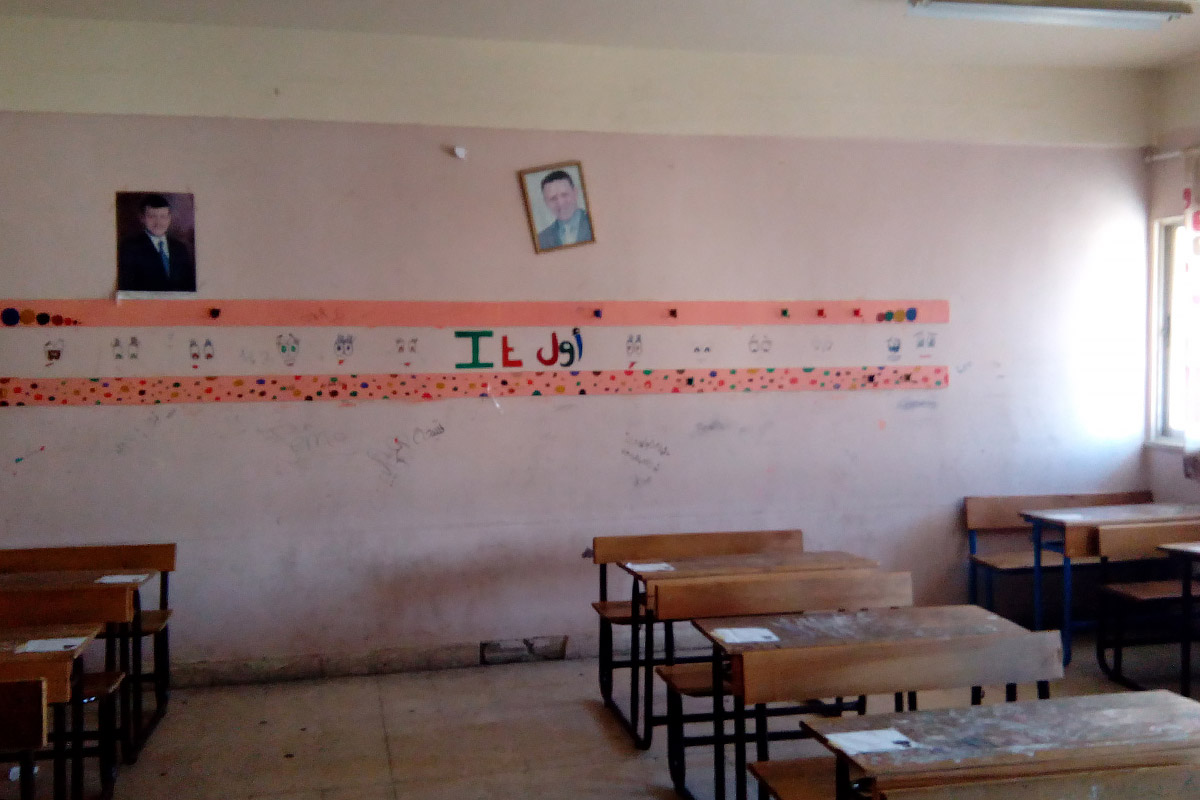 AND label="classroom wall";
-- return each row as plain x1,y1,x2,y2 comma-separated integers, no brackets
0,17,1156,676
